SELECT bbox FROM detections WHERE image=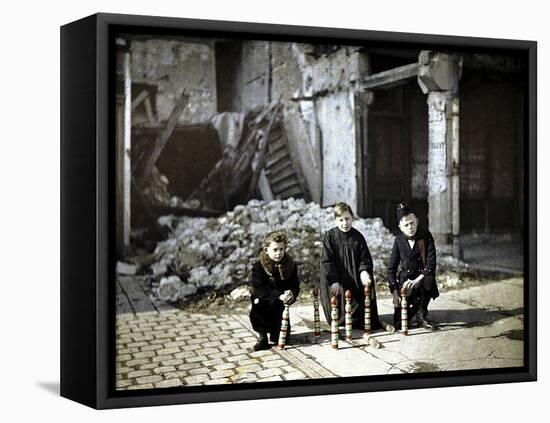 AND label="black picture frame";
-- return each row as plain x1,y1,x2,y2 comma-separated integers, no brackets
60,12,537,409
